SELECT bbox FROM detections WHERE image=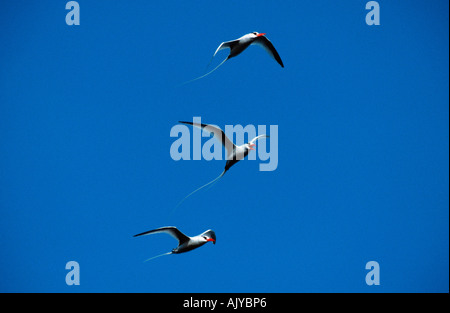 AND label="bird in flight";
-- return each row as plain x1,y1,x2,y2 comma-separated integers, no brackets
183,32,284,84
176,121,269,207
134,226,216,262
